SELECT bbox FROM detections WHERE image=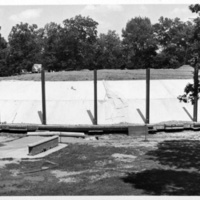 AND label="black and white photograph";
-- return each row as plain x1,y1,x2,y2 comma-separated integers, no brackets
0,0,200,197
